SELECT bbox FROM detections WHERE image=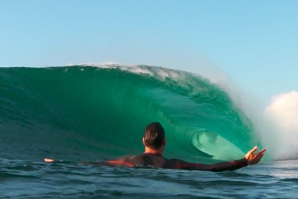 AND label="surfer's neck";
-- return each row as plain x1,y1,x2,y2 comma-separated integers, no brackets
144,147,164,155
